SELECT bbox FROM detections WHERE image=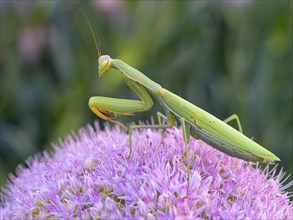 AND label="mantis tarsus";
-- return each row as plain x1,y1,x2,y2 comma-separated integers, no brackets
86,19,280,196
